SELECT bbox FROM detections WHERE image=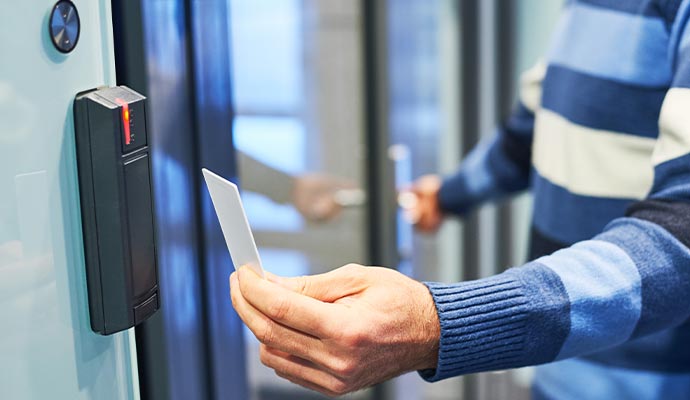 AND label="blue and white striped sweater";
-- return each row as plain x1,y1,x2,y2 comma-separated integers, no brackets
423,1,690,398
